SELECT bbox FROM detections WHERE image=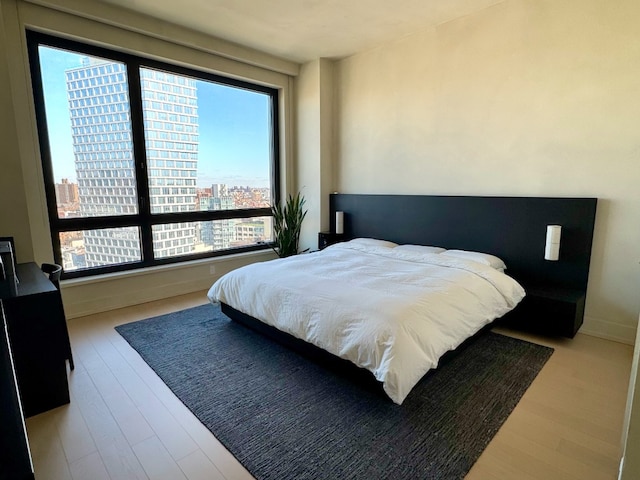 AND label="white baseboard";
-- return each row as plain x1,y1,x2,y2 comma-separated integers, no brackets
580,315,637,345
619,456,624,480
